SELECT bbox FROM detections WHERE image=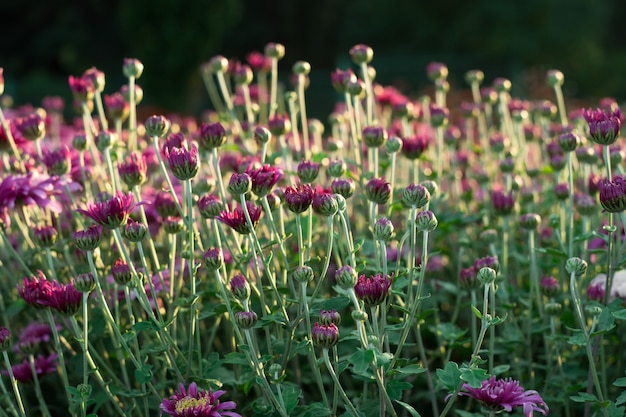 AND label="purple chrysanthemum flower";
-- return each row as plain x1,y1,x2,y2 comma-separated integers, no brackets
160,382,241,417
5,353,59,383
583,107,621,146
165,142,200,181
246,164,283,197
311,322,339,348
458,376,548,416
491,189,515,216
598,176,626,213
0,172,79,214
77,191,137,229
401,134,429,160
216,201,262,235
354,273,392,306
14,323,54,352
17,271,54,309
45,281,82,316
284,183,314,214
